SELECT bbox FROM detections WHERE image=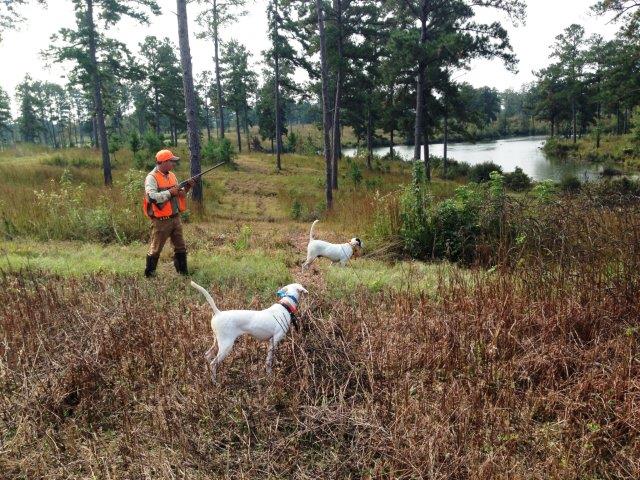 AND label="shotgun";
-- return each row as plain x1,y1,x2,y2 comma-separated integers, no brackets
178,161,227,189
